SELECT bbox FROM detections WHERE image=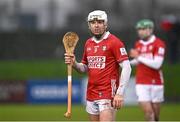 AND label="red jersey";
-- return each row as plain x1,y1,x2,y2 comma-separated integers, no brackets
81,32,128,101
134,35,166,85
